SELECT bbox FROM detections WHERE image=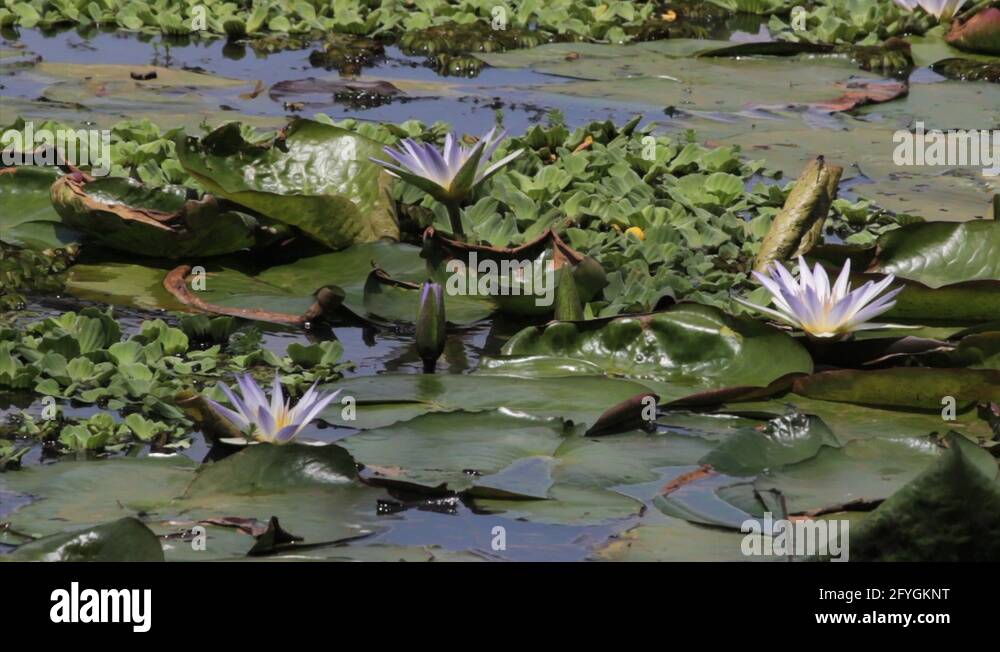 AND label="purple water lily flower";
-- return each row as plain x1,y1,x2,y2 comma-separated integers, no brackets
206,373,340,444
371,128,523,236
735,256,903,339
372,128,523,202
